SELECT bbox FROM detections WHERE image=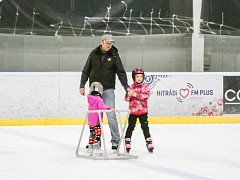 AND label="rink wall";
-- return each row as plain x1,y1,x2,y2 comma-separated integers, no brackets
0,72,240,125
